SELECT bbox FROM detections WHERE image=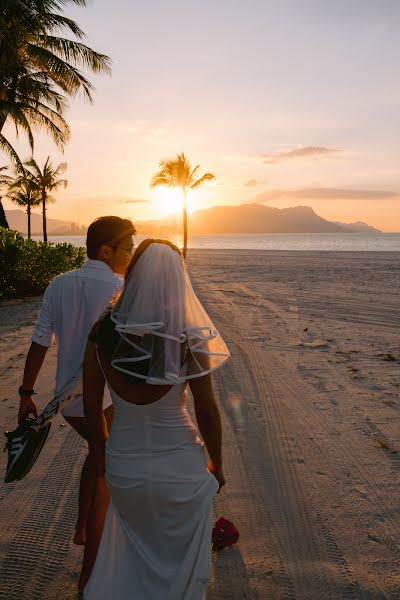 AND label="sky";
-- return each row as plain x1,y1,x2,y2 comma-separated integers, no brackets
3,0,400,231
